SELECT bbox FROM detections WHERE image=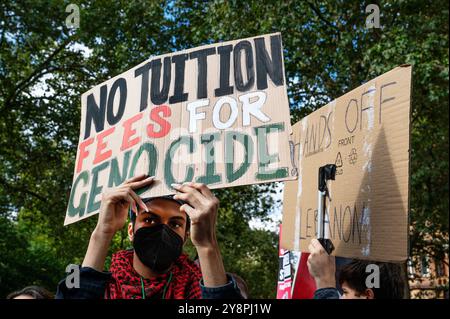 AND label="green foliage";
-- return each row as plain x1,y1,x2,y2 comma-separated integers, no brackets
0,0,448,298
0,216,64,297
